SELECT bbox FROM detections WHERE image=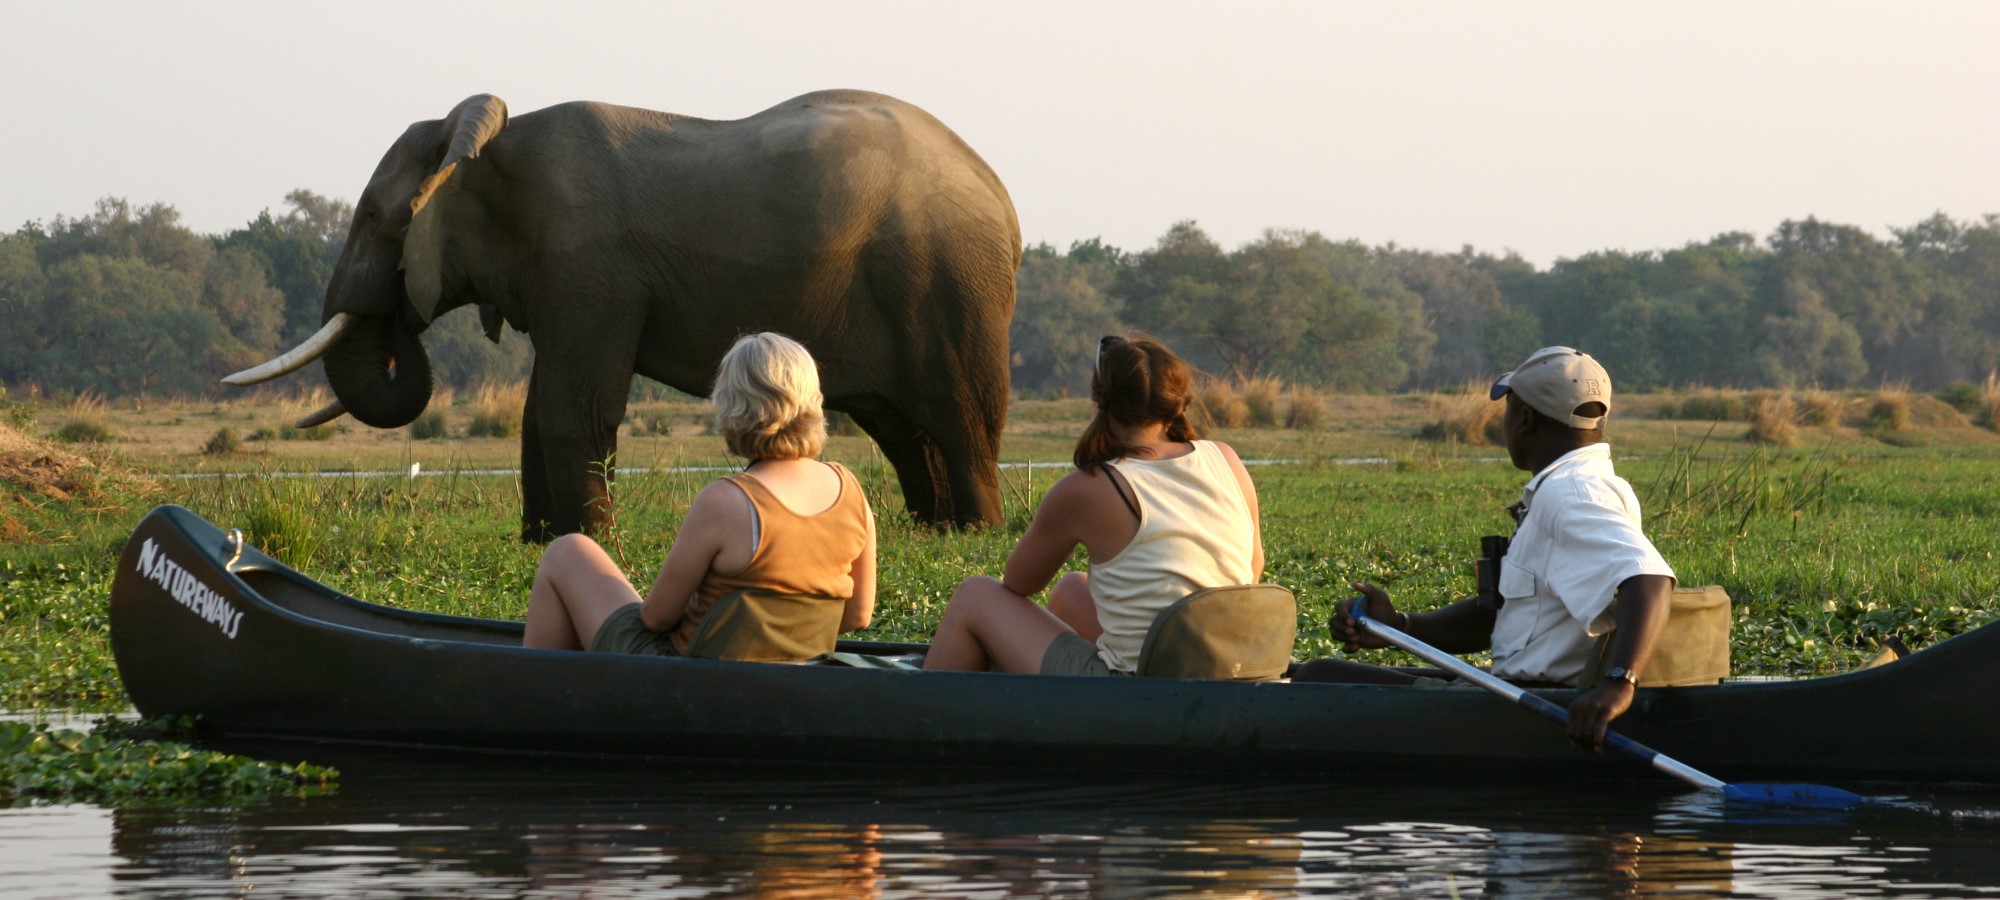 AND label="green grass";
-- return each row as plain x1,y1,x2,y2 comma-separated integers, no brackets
5,409,2000,713
1,717,335,803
